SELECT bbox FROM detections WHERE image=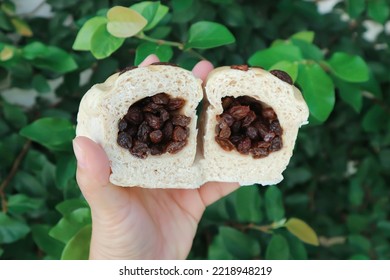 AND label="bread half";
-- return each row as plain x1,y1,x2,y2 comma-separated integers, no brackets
76,64,203,188
200,66,309,186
